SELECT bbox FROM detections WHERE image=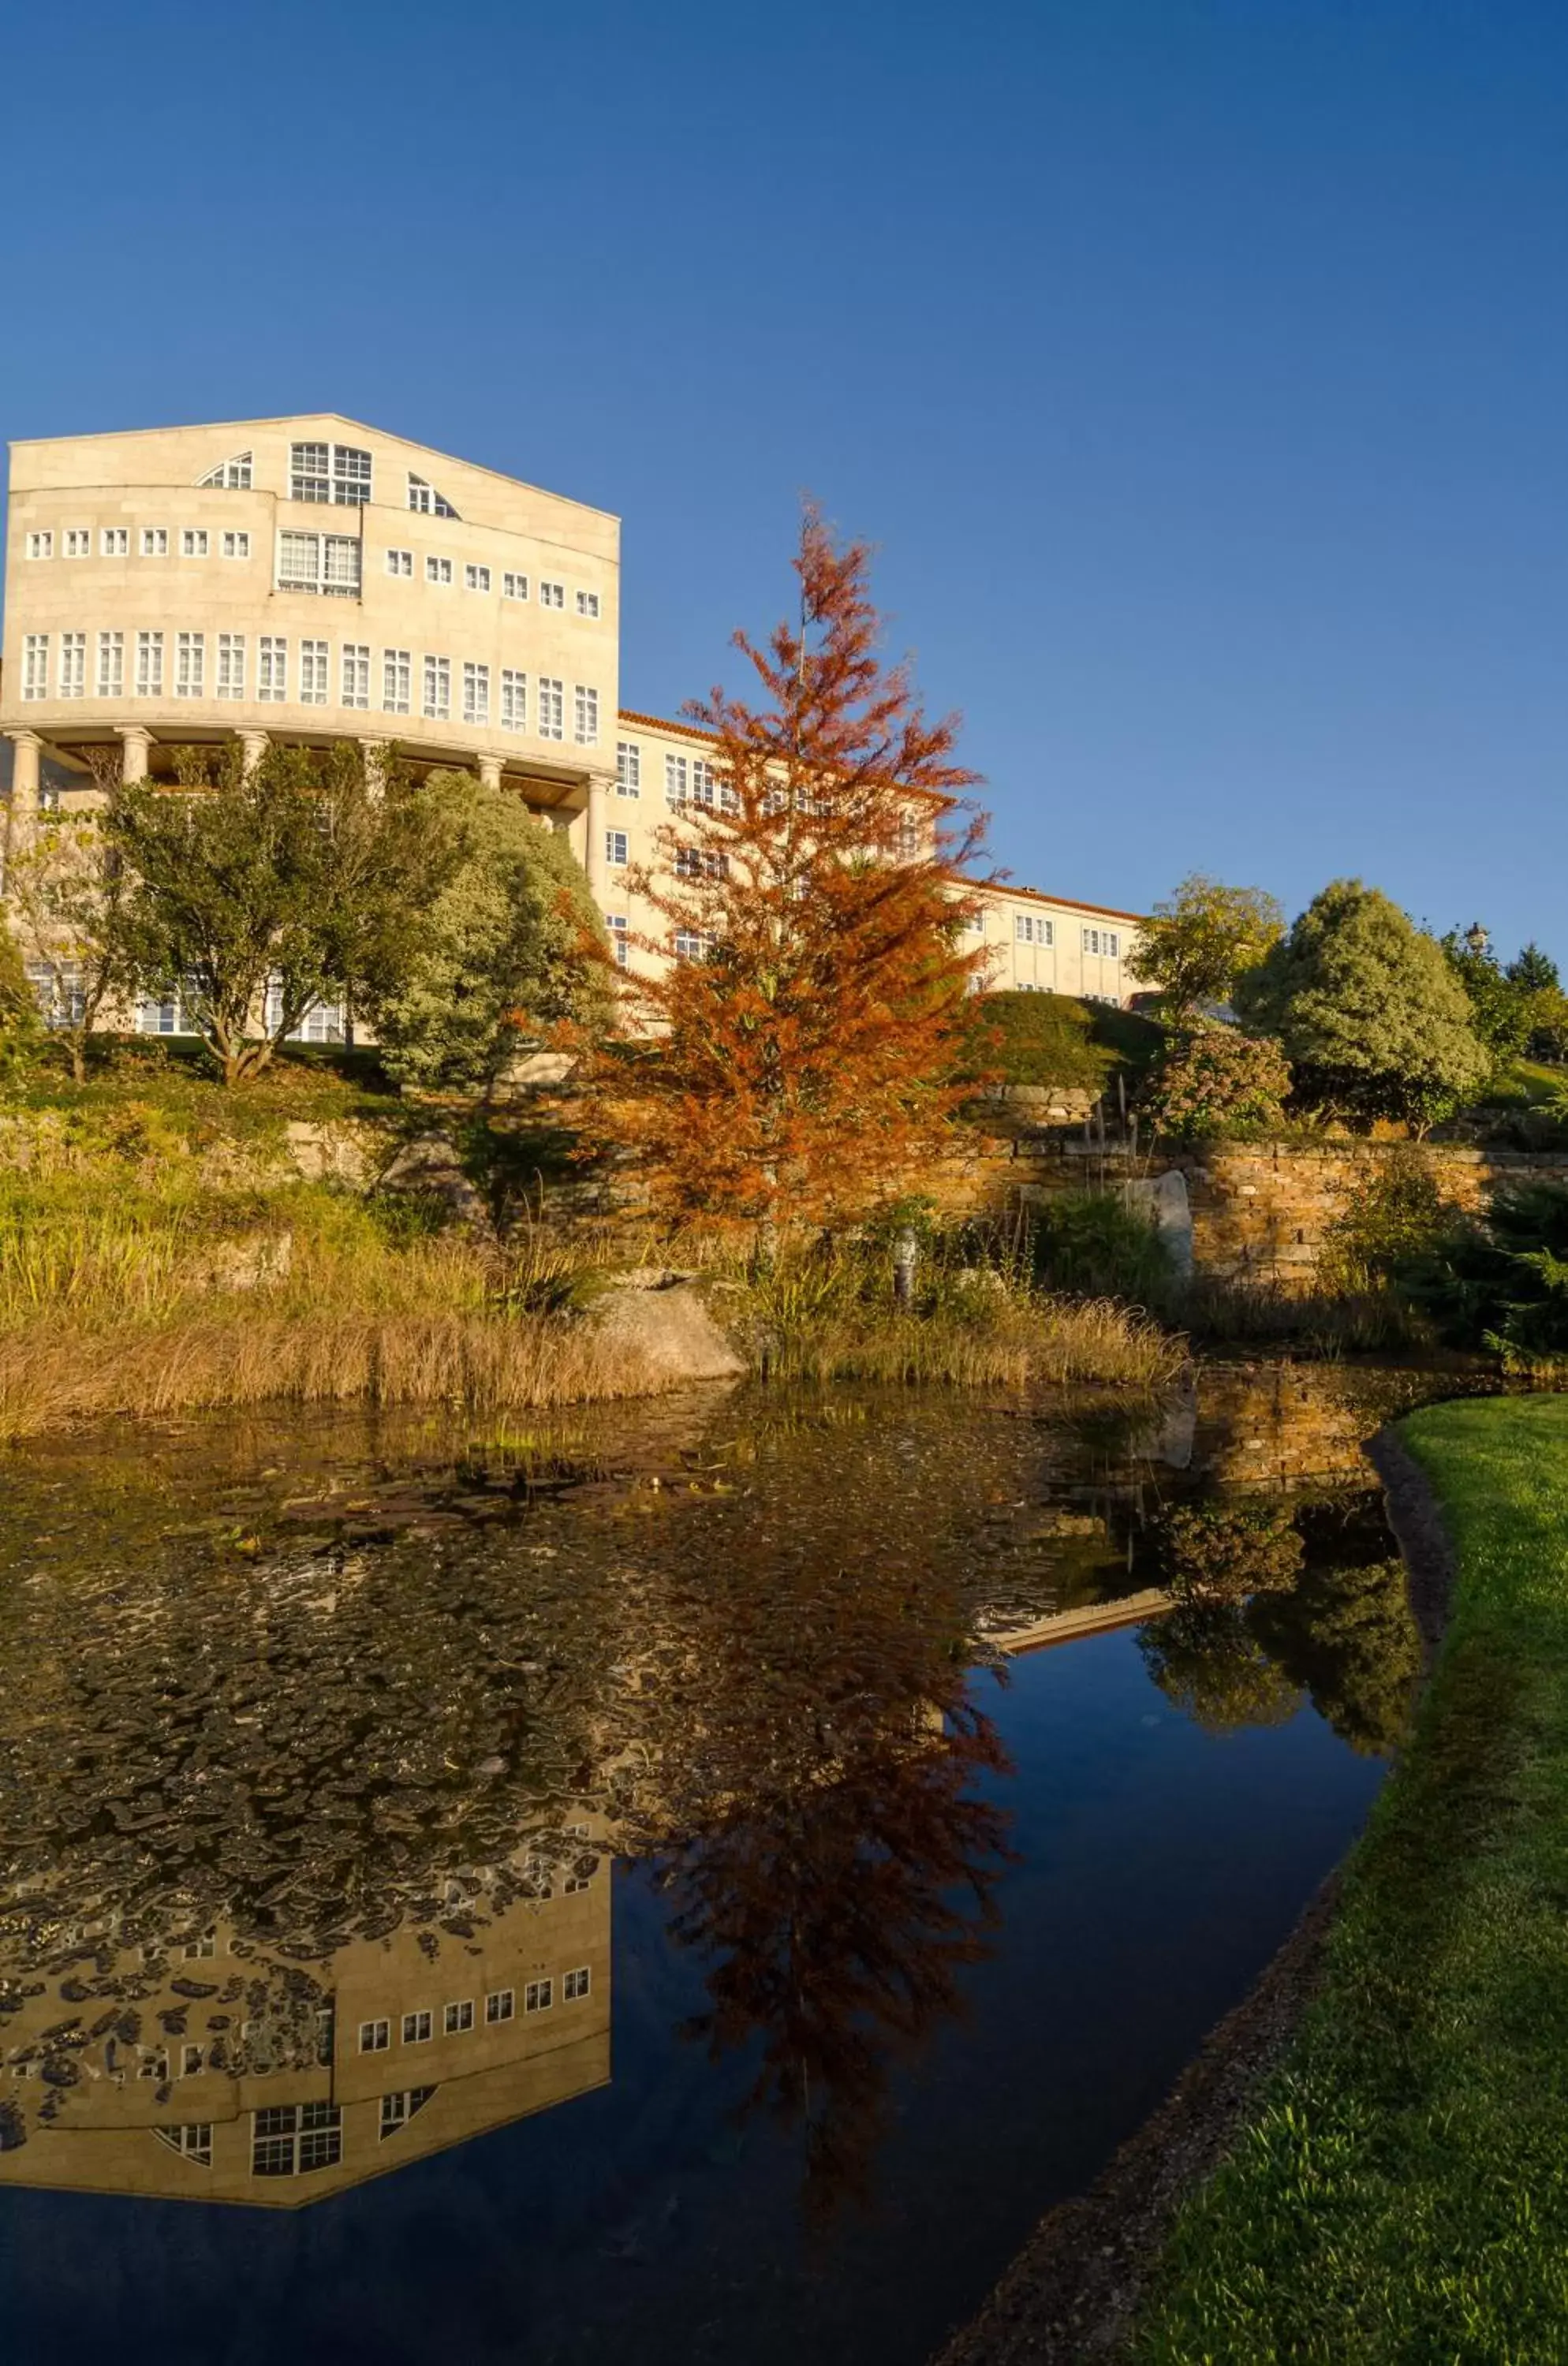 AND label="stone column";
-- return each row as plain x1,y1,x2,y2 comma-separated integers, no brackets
237,729,269,774
477,753,502,792
116,724,152,784
585,770,612,901
360,737,388,800
3,729,43,893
